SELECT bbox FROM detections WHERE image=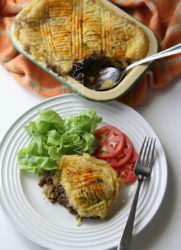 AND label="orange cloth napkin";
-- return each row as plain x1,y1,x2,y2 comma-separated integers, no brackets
0,0,181,105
